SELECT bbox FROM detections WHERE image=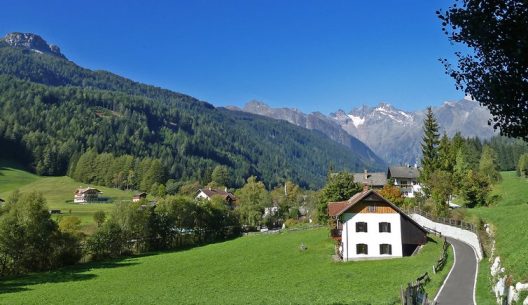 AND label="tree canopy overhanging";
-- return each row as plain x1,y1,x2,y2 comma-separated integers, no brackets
438,0,528,139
